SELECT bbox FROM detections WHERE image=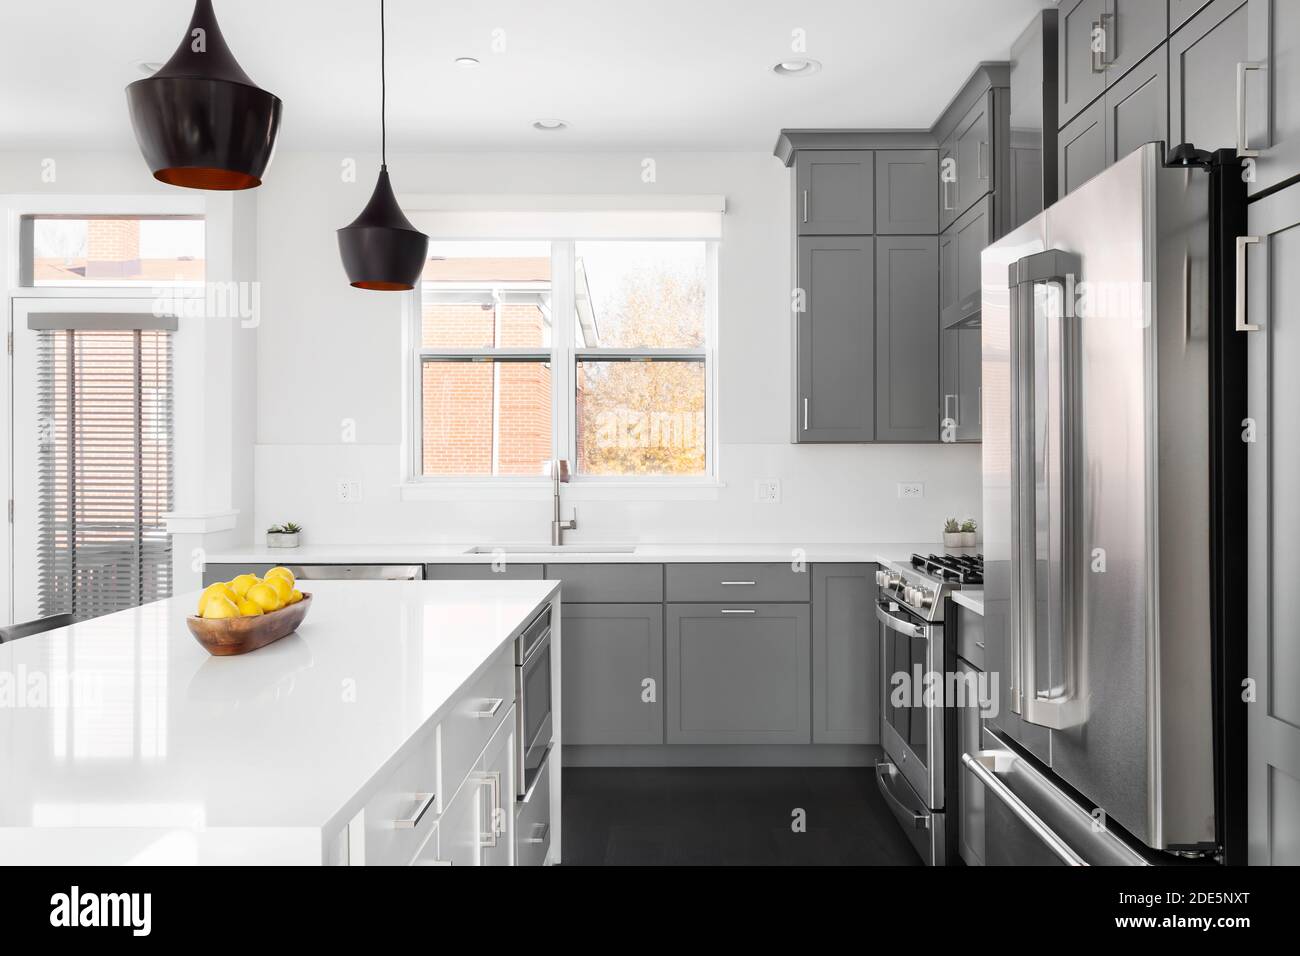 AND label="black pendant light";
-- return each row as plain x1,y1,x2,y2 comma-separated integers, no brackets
126,0,282,190
337,0,429,291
